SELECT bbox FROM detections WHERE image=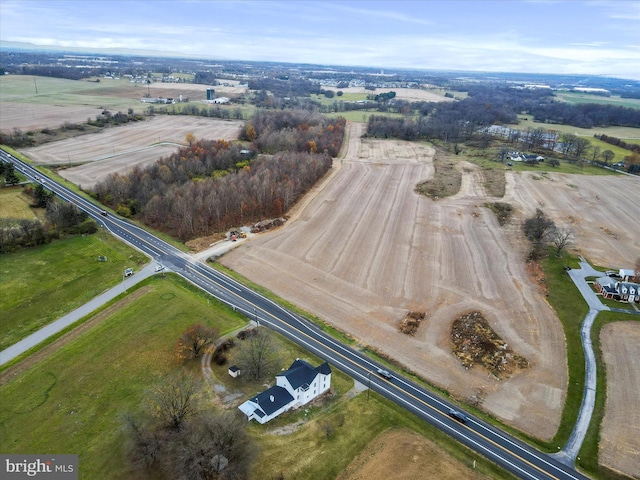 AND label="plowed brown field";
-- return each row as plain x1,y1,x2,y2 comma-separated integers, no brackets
336,429,490,480
599,322,640,479
505,171,640,268
221,123,569,440
20,116,242,188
